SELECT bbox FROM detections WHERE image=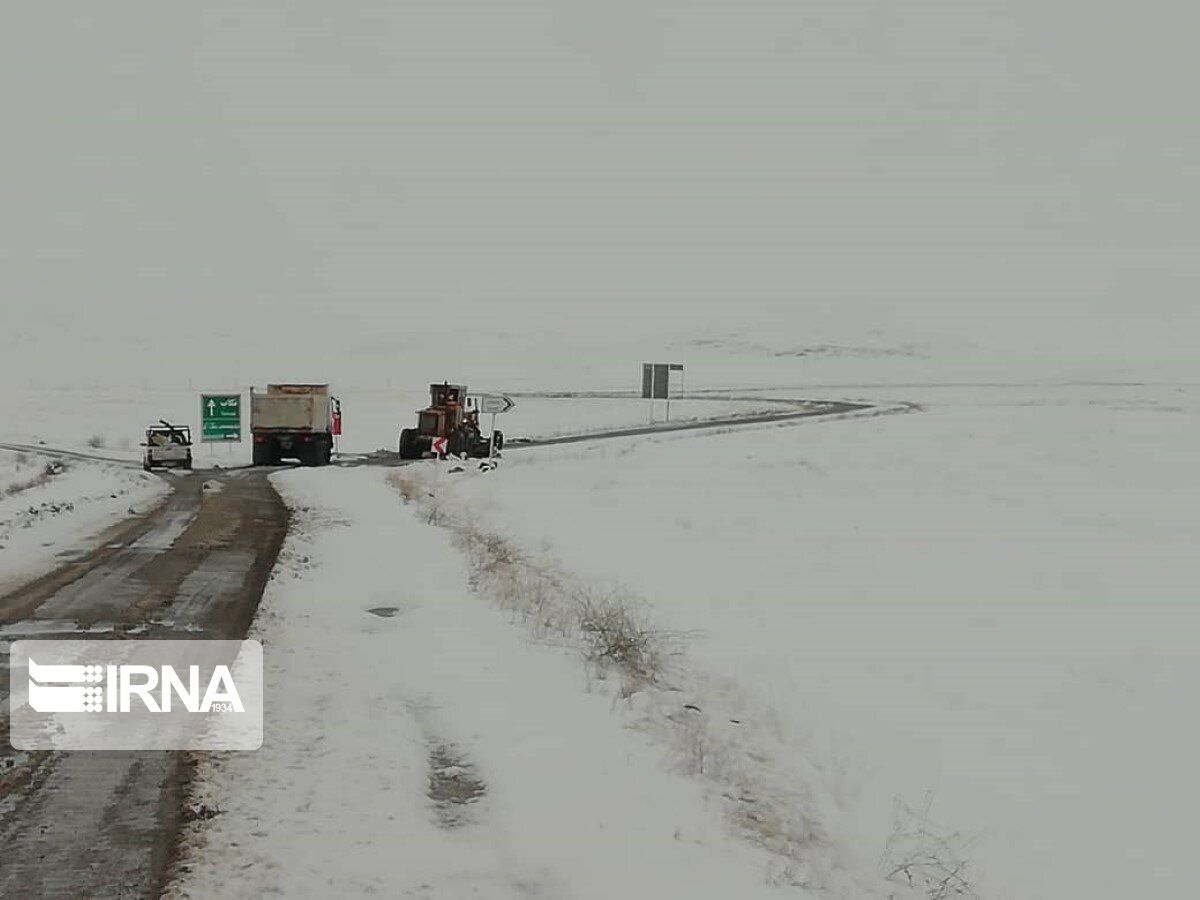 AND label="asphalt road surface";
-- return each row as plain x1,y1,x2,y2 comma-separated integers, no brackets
508,398,870,447
0,471,286,899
